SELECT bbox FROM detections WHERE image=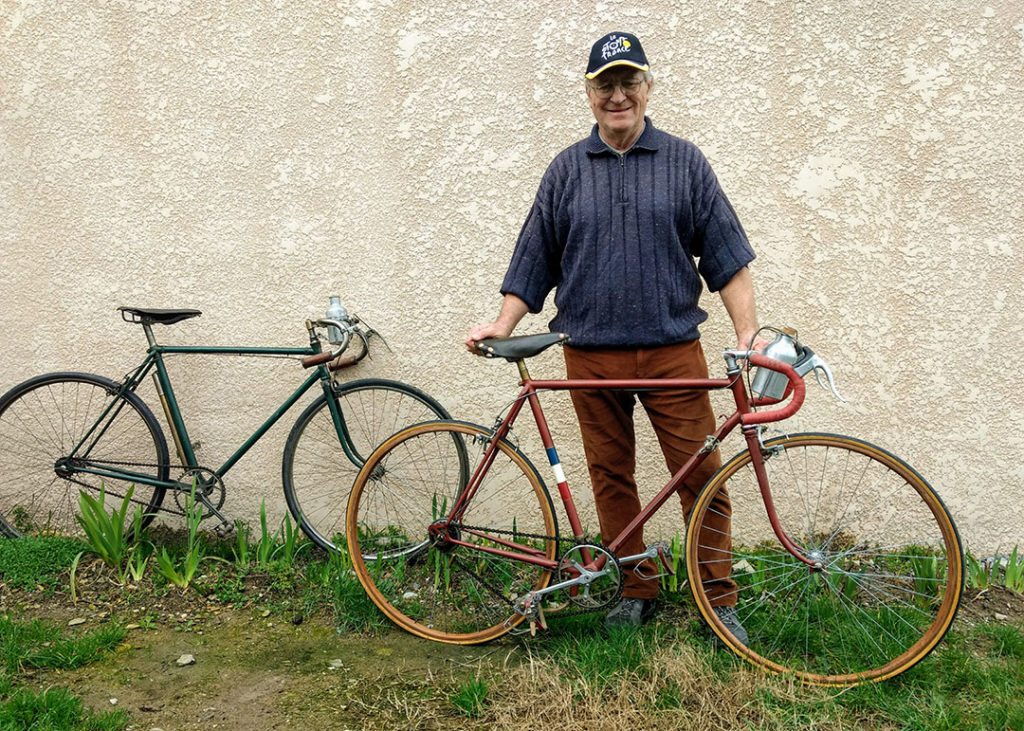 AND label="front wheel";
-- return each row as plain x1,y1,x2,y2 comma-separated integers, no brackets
282,378,455,553
685,433,963,686
346,421,559,644
0,372,169,538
